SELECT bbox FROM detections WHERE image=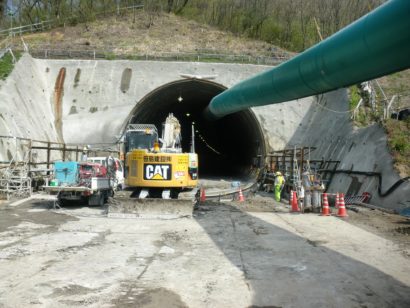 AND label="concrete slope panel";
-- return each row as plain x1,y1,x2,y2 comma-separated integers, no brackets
0,54,59,142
